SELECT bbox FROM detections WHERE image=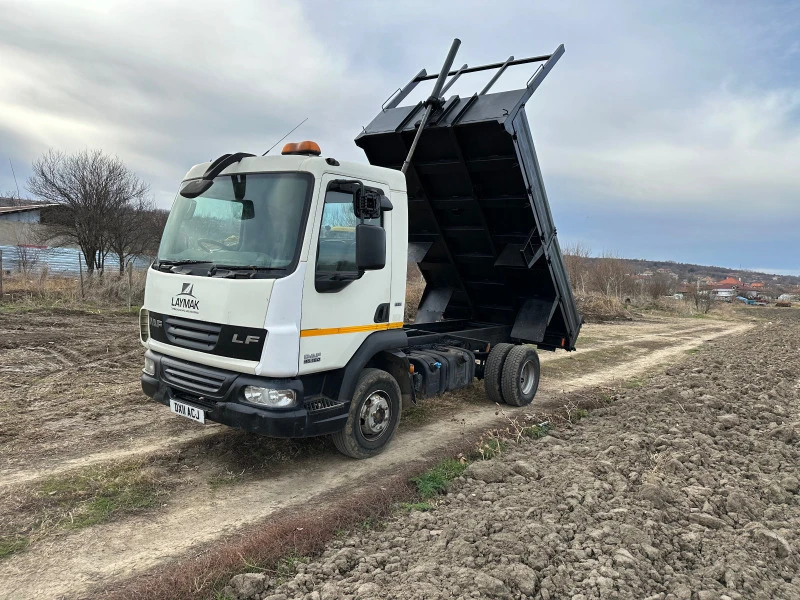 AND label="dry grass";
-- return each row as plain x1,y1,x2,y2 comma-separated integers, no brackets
0,458,176,559
0,270,146,309
575,292,634,322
